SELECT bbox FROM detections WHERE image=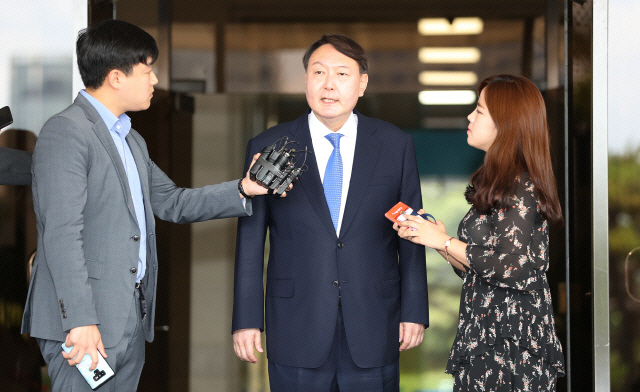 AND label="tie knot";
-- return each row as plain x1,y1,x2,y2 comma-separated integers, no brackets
325,133,343,149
